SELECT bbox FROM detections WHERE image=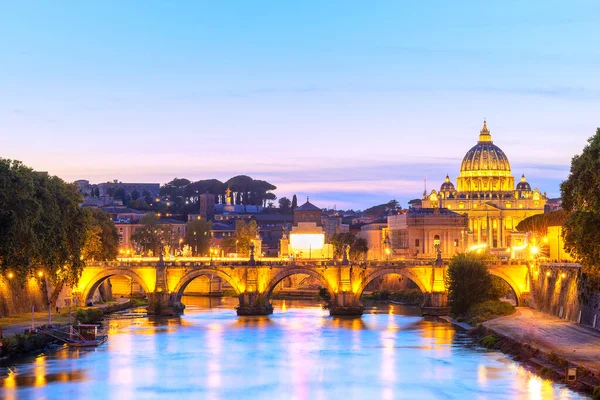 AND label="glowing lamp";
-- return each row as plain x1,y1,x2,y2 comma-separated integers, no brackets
8,272,14,279
530,245,540,255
